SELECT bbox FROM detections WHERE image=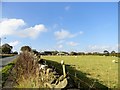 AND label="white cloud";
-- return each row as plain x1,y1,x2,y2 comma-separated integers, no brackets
54,29,76,40
87,45,118,52
0,18,25,37
18,24,47,38
8,40,19,46
65,6,70,11
0,18,47,39
67,41,79,46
